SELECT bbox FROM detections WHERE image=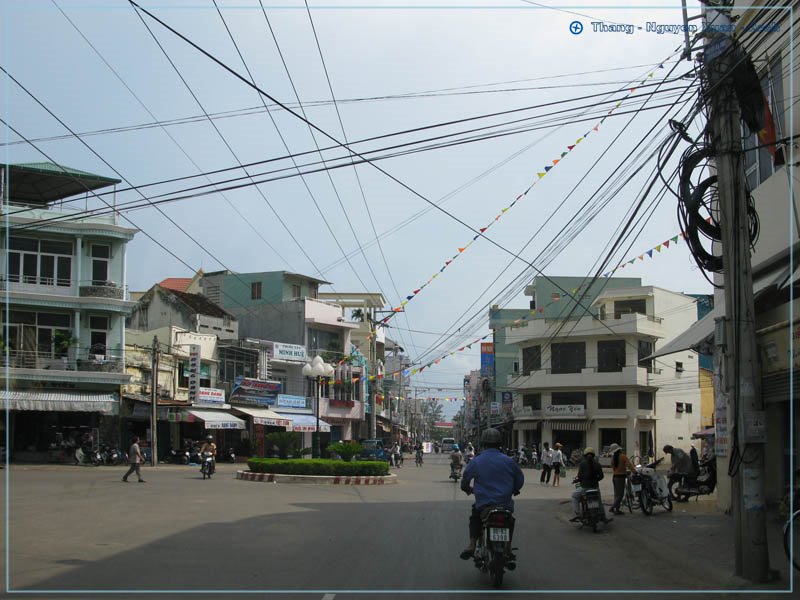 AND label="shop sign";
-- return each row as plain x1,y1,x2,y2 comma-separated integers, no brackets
230,393,275,407
480,343,495,377
277,394,308,409
545,404,585,417
490,402,500,415
195,387,225,406
188,344,201,404
232,377,281,394
272,342,307,362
